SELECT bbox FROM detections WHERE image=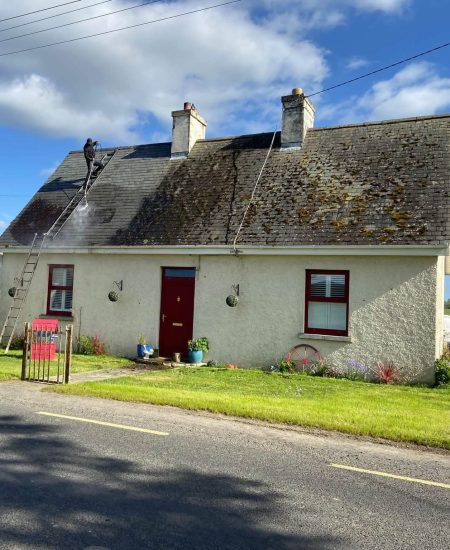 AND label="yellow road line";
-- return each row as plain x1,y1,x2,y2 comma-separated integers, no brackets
331,464,450,489
36,412,169,436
